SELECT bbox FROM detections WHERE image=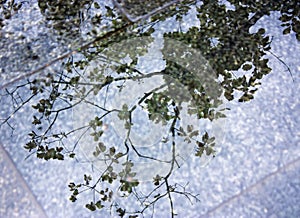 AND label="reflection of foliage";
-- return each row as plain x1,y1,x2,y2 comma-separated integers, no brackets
37,0,93,37
195,132,216,157
1,0,299,217
176,125,216,157
165,2,274,103
12,43,219,216
145,93,174,124
278,1,300,40
37,0,128,41
0,0,23,28
115,0,173,19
